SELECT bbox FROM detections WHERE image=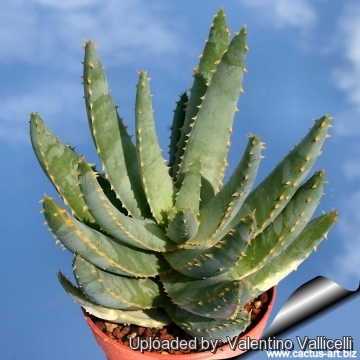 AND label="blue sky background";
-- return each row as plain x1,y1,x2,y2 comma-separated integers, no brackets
1,0,359,359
